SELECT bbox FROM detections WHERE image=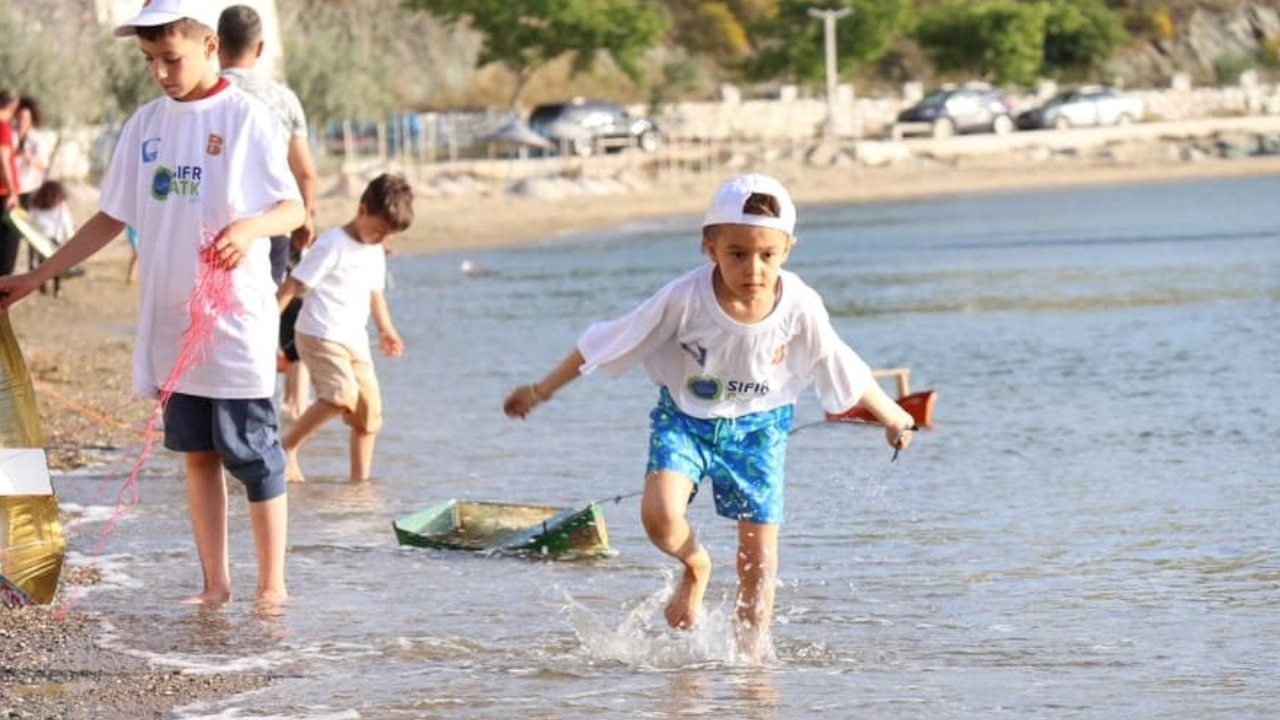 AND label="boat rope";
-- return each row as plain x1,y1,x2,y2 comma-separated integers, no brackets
30,378,149,436
57,229,237,618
